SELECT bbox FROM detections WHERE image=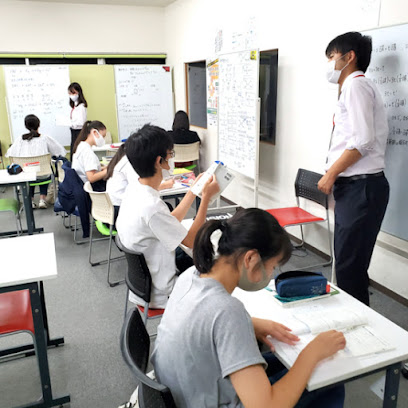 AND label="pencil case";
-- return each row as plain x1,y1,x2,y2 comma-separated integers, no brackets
275,271,327,298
